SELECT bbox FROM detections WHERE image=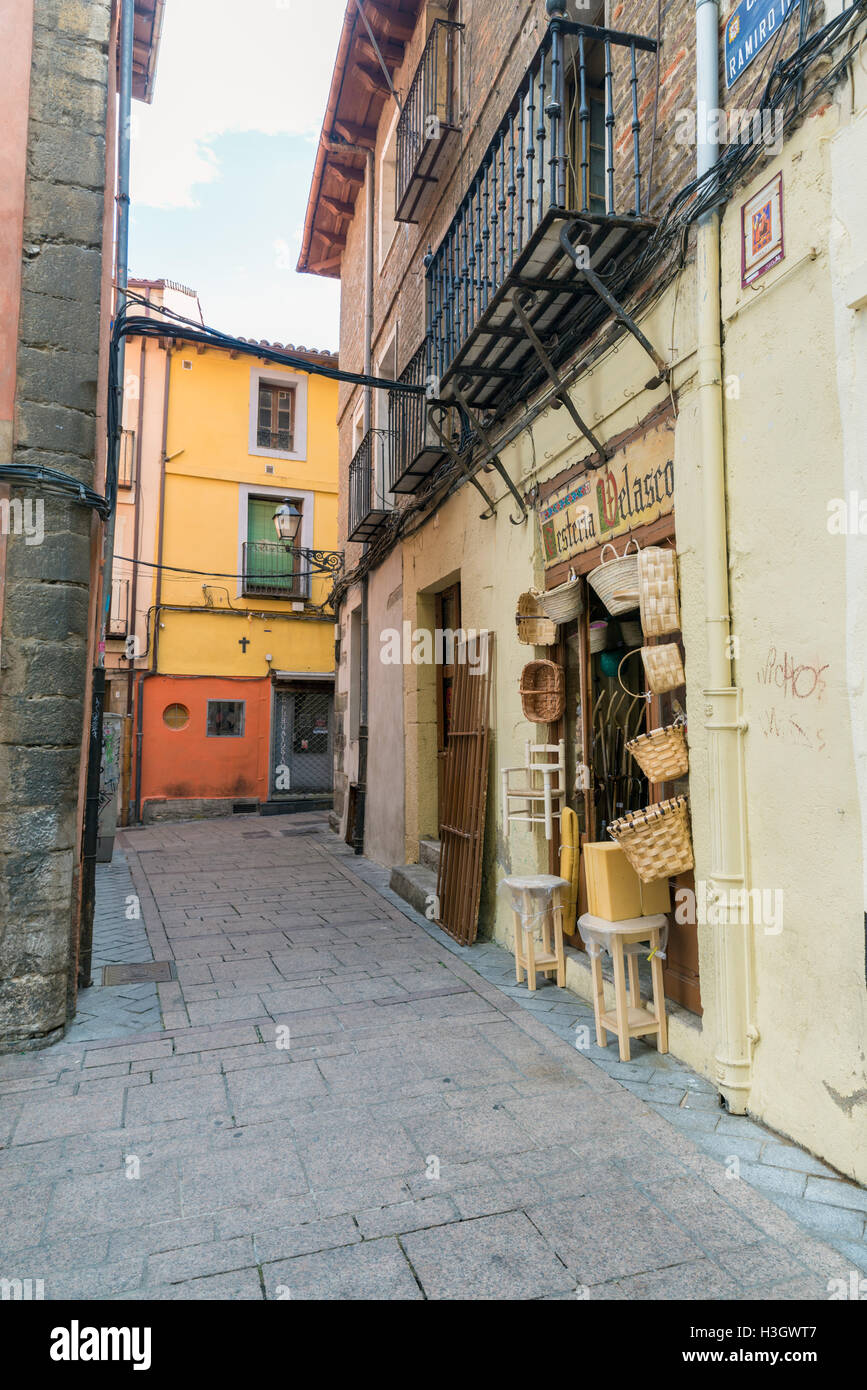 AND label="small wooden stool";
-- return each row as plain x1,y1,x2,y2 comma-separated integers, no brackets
504,875,569,991
577,913,669,1061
